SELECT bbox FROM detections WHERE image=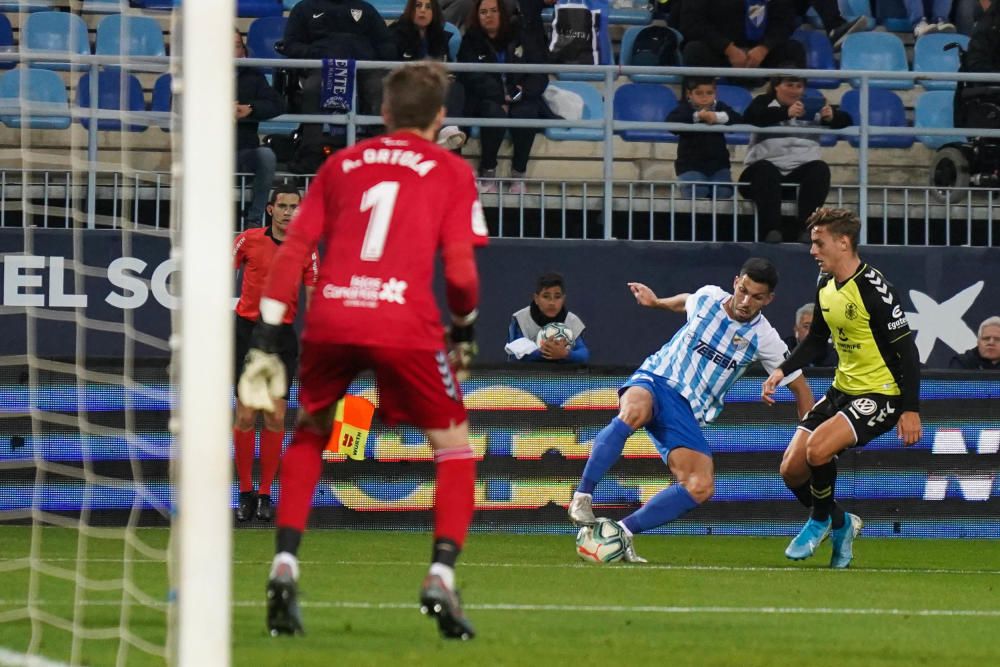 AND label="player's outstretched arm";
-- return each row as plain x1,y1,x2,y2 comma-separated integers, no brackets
760,368,785,405
627,282,688,312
